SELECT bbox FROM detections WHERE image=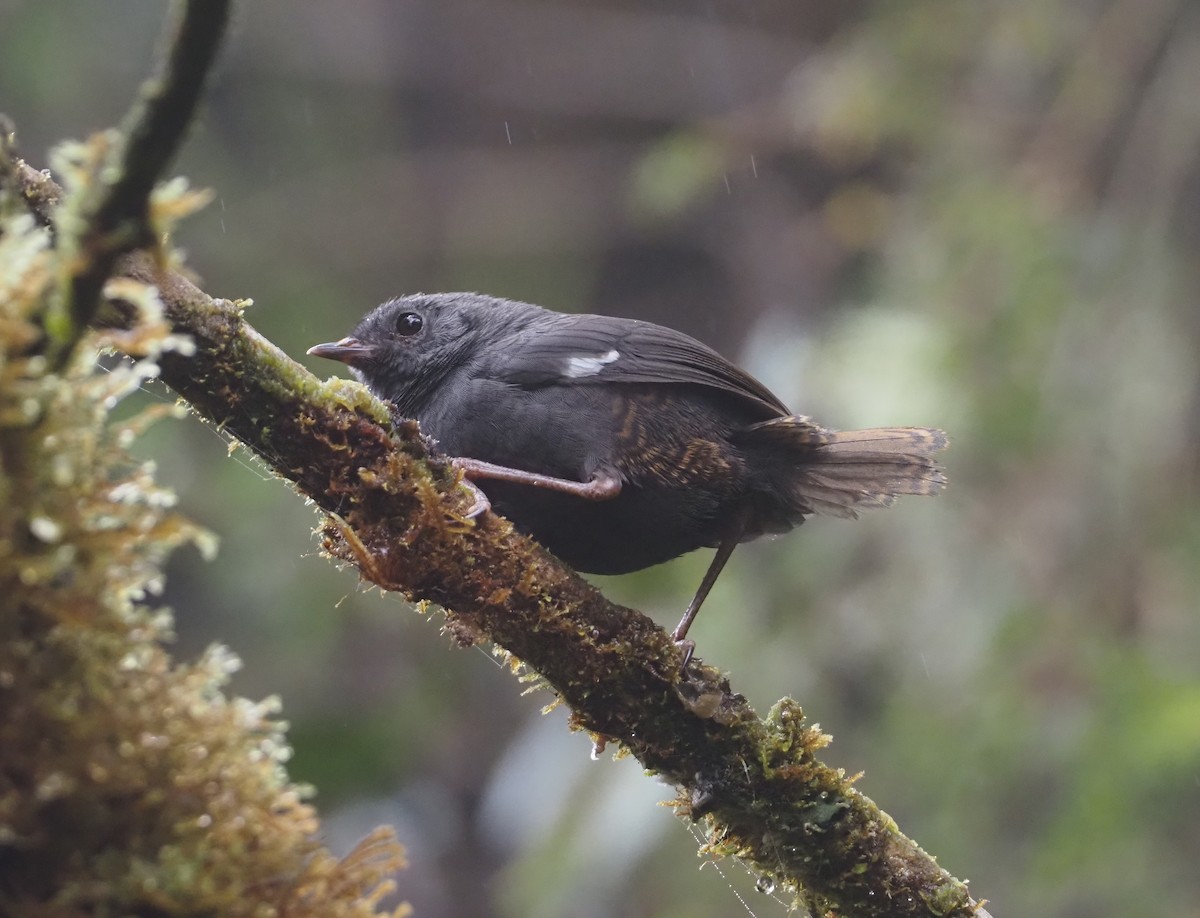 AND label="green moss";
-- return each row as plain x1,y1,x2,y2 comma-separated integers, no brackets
0,158,407,917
